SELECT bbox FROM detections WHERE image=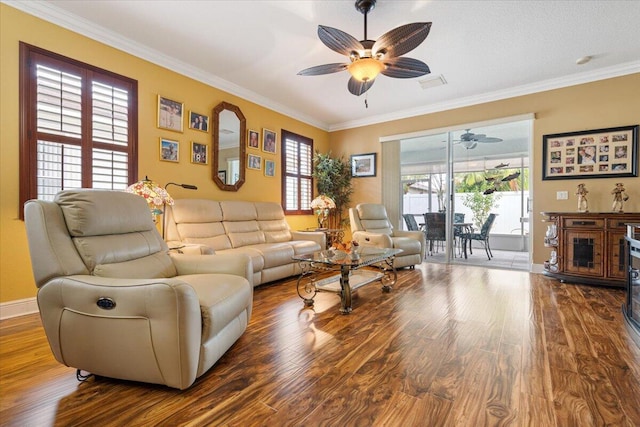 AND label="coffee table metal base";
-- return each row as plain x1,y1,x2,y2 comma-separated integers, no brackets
296,258,396,314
